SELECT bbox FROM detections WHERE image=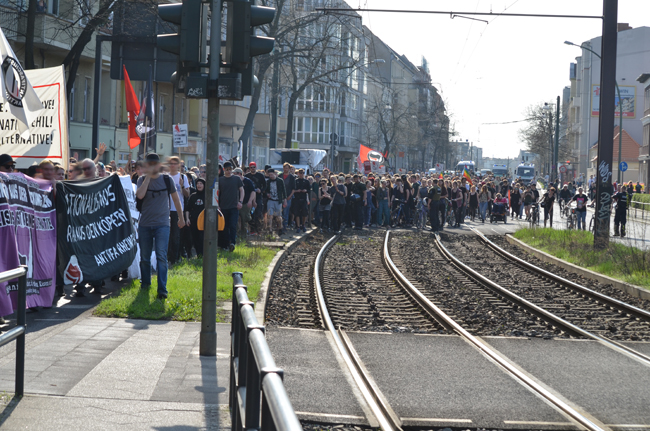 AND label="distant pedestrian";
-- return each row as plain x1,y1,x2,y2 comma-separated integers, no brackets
185,178,205,256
